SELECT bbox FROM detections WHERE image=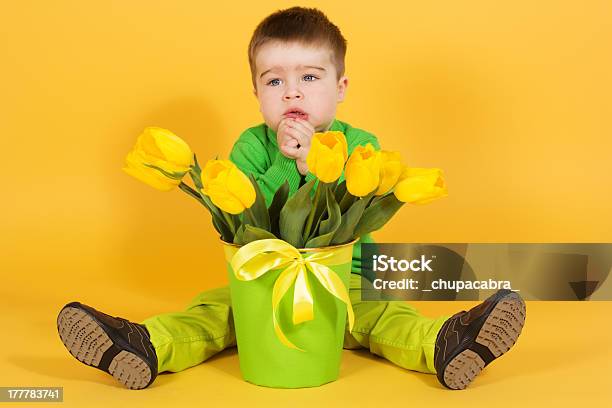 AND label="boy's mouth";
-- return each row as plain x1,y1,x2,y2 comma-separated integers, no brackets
283,108,309,120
